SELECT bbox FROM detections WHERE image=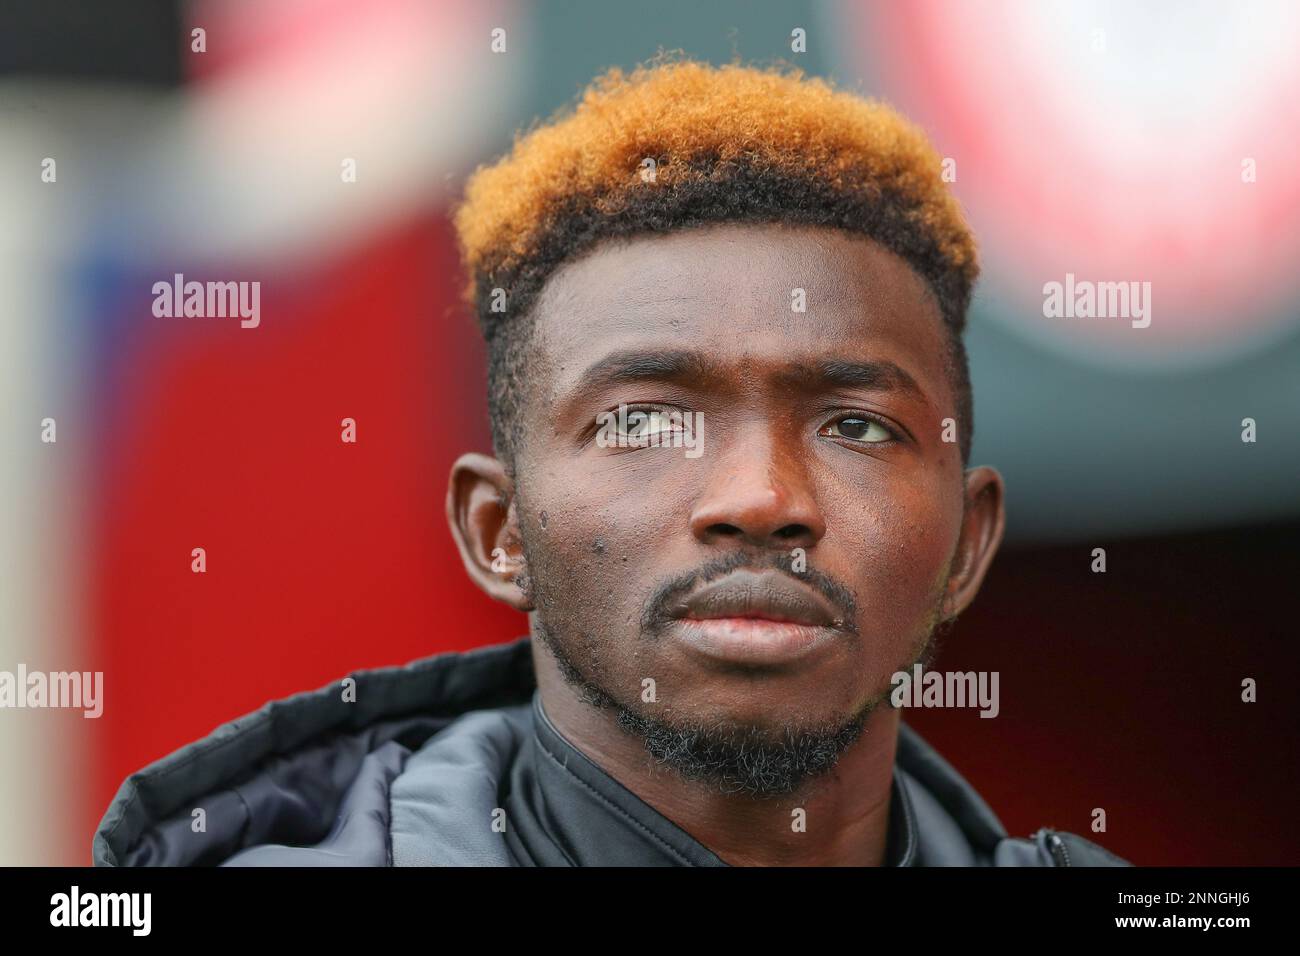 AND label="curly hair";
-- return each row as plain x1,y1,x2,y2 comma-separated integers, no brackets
453,56,979,471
